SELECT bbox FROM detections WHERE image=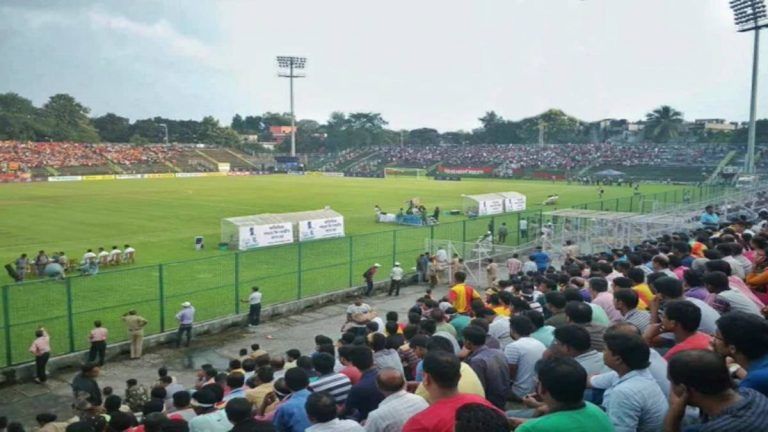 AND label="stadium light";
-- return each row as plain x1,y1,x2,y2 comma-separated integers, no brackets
277,56,307,157
729,0,768,174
